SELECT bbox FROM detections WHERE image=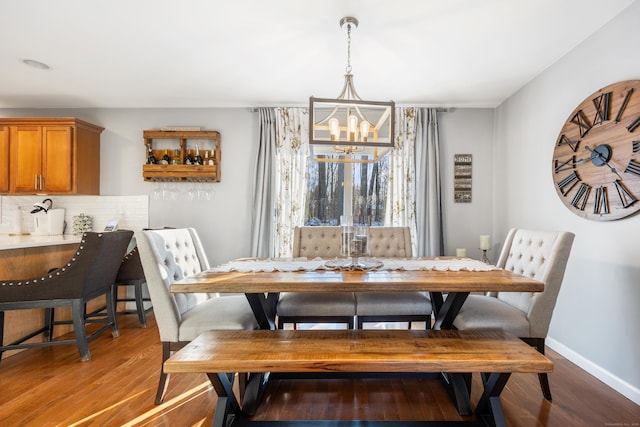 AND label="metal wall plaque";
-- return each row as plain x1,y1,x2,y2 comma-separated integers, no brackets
454,154,472,203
